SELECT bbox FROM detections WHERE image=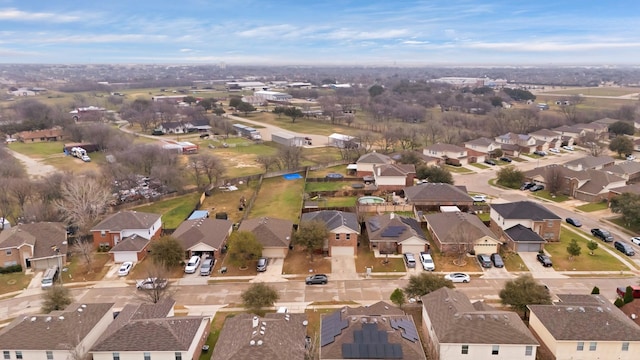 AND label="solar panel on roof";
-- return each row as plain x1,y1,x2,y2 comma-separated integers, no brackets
381,226,405,237
321,311,347,347
368,218,381,232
